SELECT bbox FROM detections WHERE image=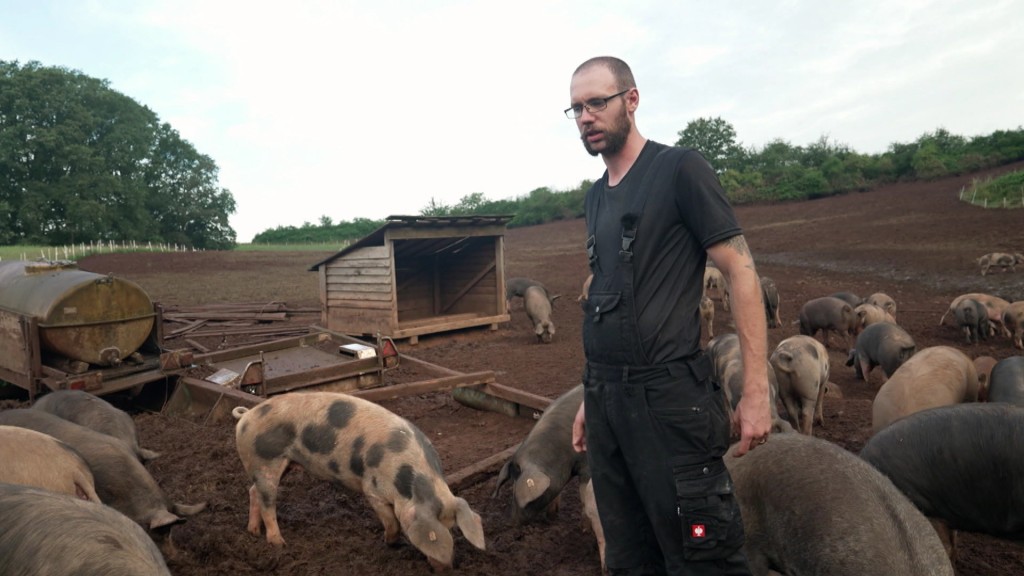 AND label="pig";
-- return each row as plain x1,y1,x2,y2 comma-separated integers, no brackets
0,409,206,530
829,291,863,308
866,292,897,321
798,296,856,349
845,321,916,385
760,276,781,329
705,265,731,311
974,355,998,402
0,425,100,502
233,391,485,571
939,292,1011,337
506,277,558,312
31,389,161,462
953,297,991,344
725,433,954,576
860,403,1024,558
853,302,895,334
524,284,555,343
986,355,1024,405
699,294,715,339
709,333,790,434
1003,301,1024,349
871,346,979,434
977,252,1024,275
0,482,171,575
493,384,605,569
769,335,830,435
